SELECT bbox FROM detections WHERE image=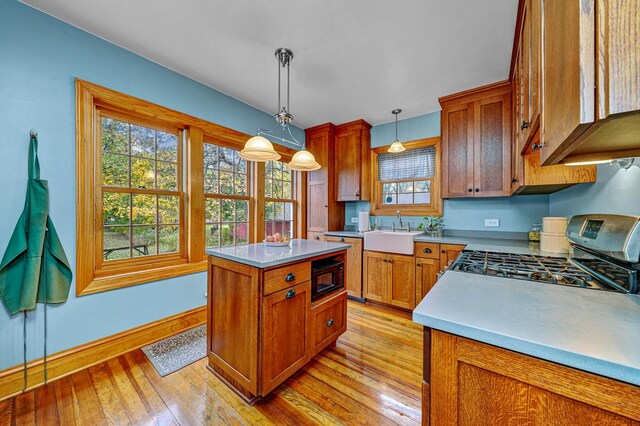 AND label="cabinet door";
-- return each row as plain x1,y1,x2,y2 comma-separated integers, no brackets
326,236,363,299
311,291,347,355
307,181,328,232
363,251,388,303
442,102,475,198
519,0,532,146
416,257,440,303
473,94,512,197
335,127,362,201
540,0,595,165
261,282,311,395
388,254,416,310
439,244,464,271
